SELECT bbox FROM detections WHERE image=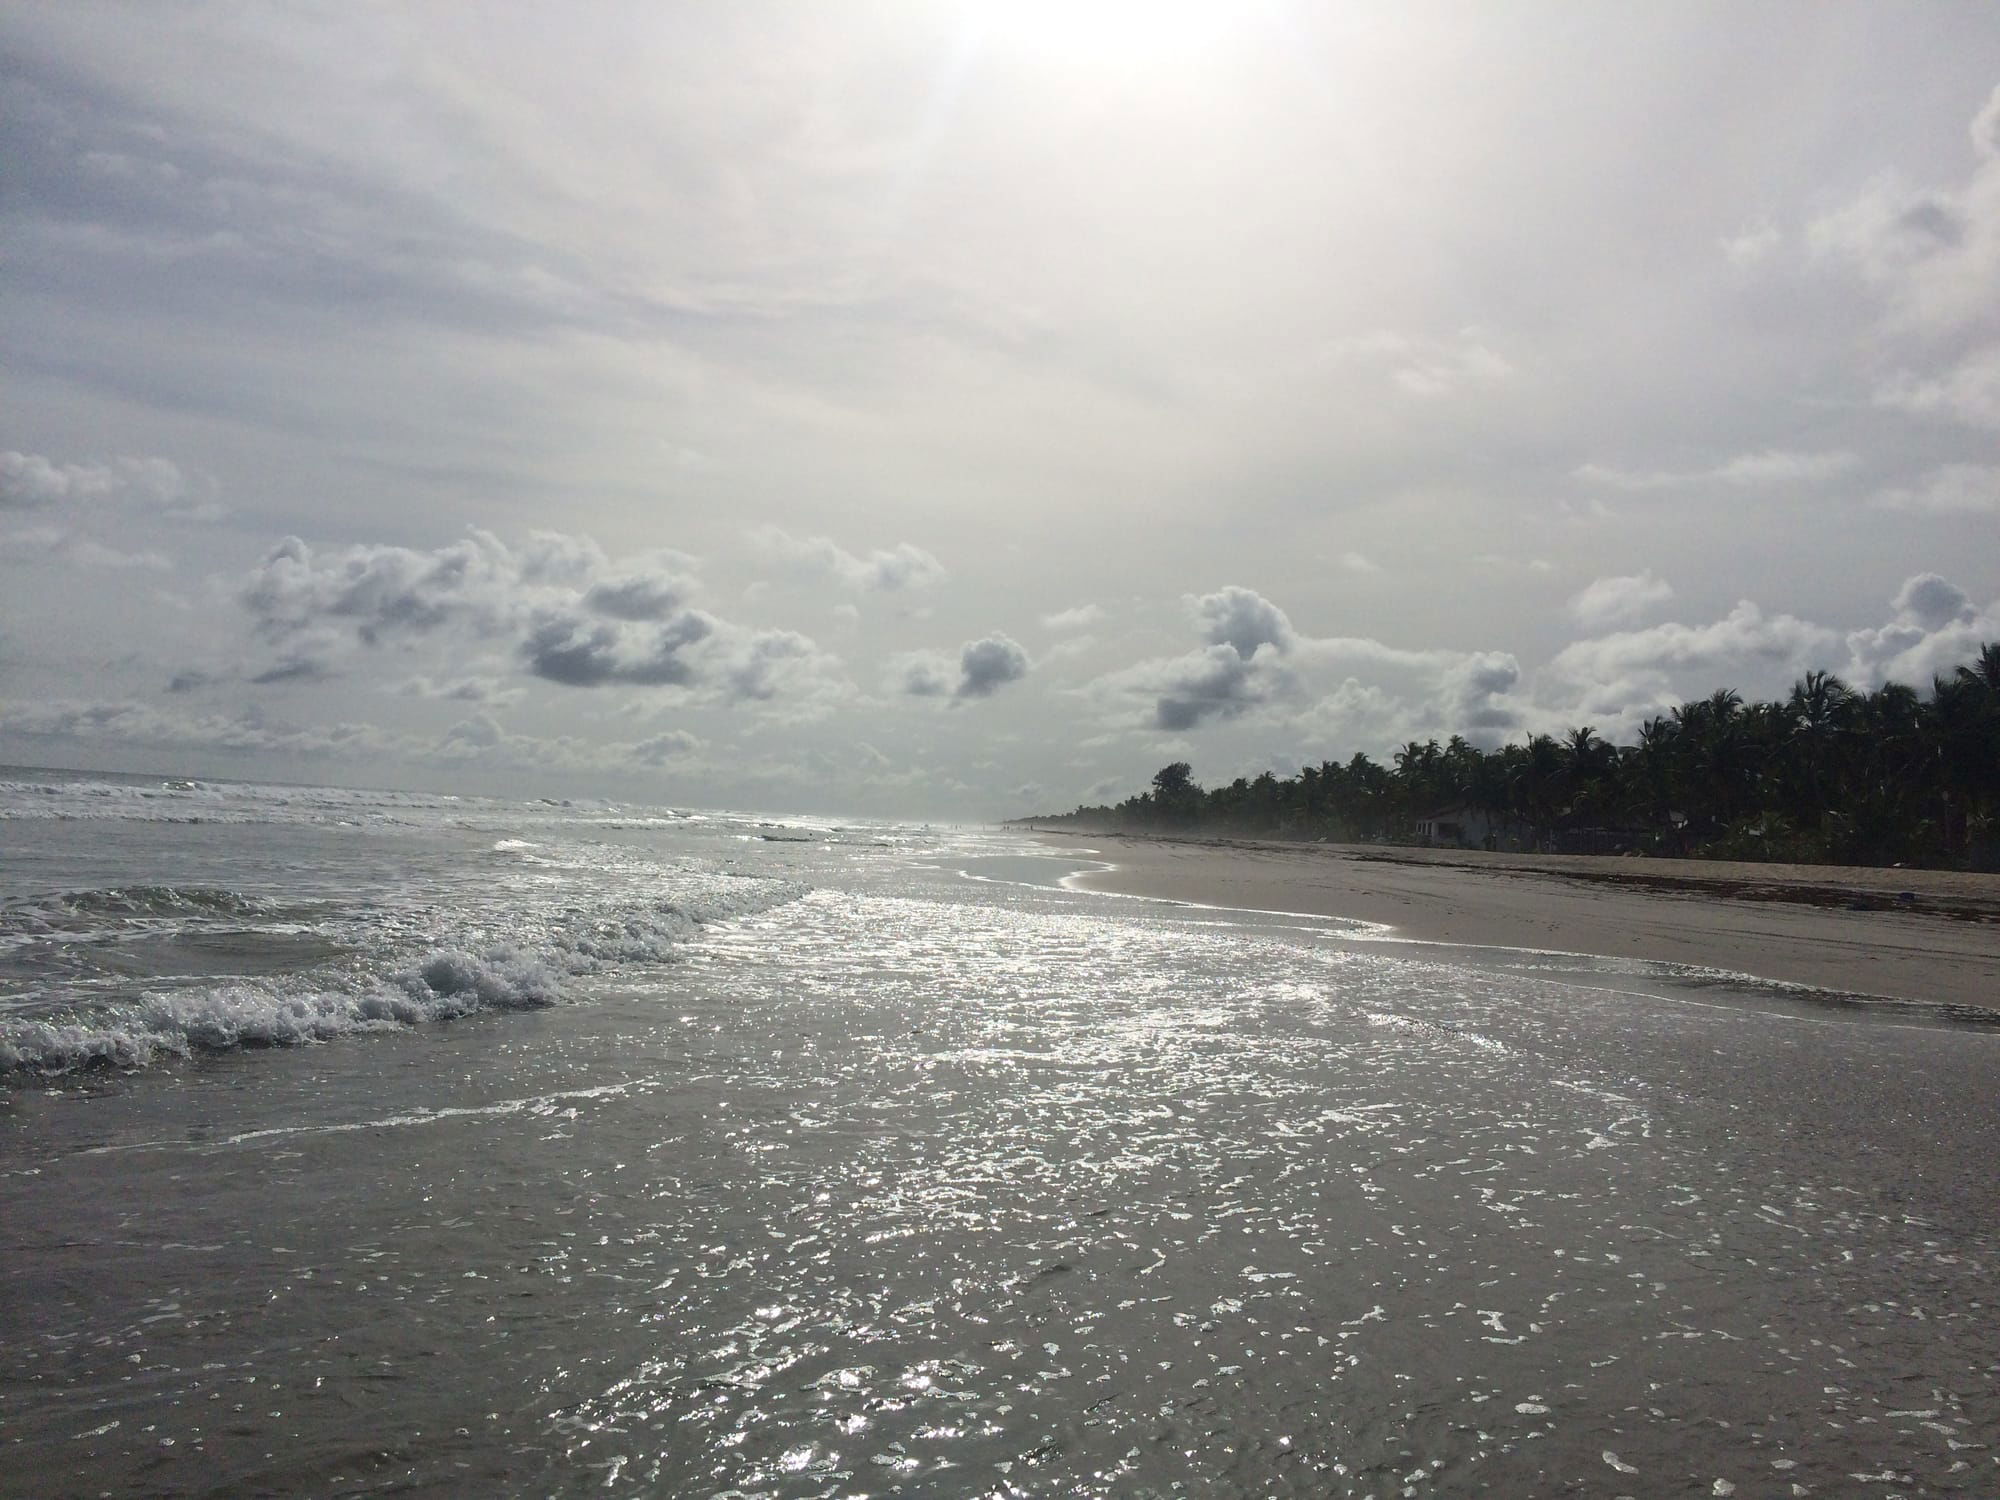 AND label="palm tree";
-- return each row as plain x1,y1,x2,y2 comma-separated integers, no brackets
1784,670,1858,832
1956,642,2000,697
